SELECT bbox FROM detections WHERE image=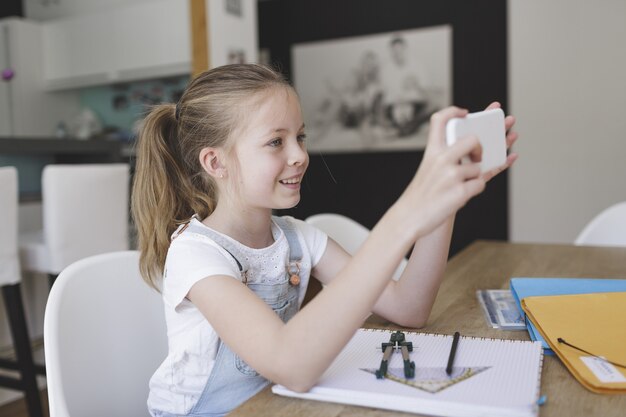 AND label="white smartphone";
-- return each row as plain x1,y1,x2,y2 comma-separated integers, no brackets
446,108,507,173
